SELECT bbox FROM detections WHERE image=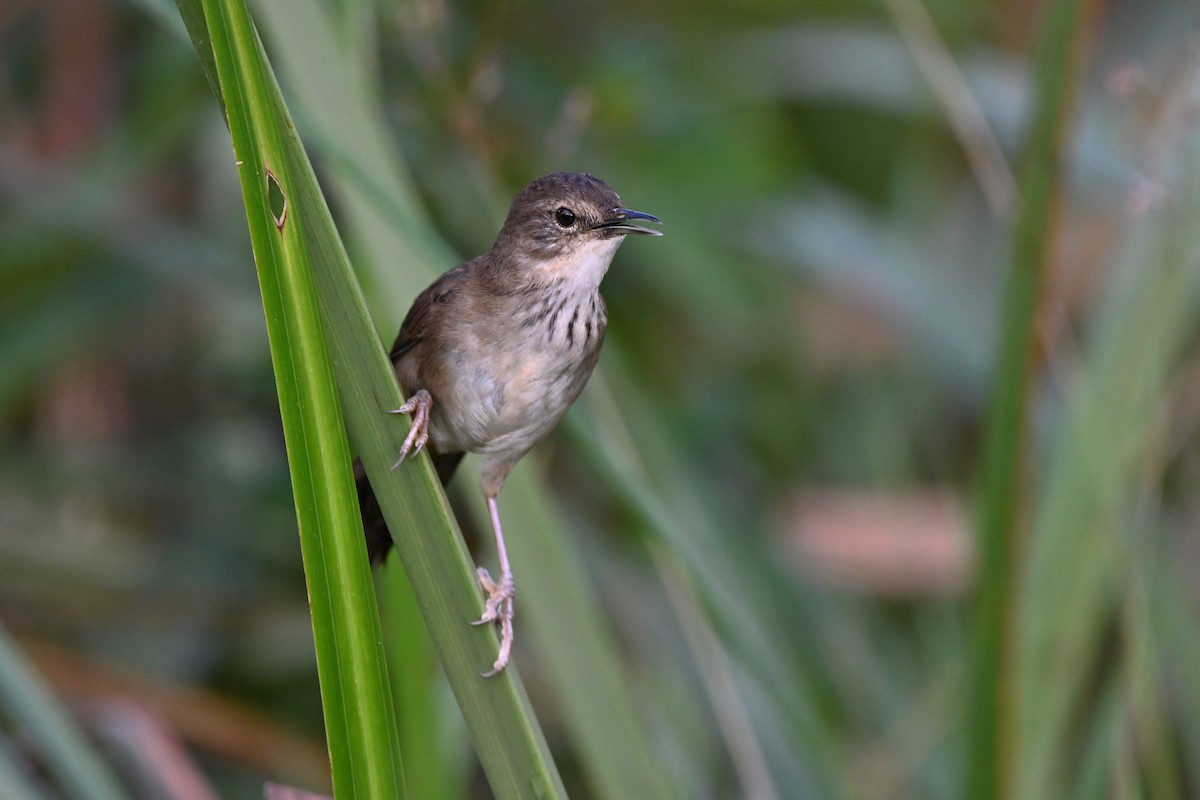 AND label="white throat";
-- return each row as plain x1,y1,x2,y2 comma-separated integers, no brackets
530,236,623,293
